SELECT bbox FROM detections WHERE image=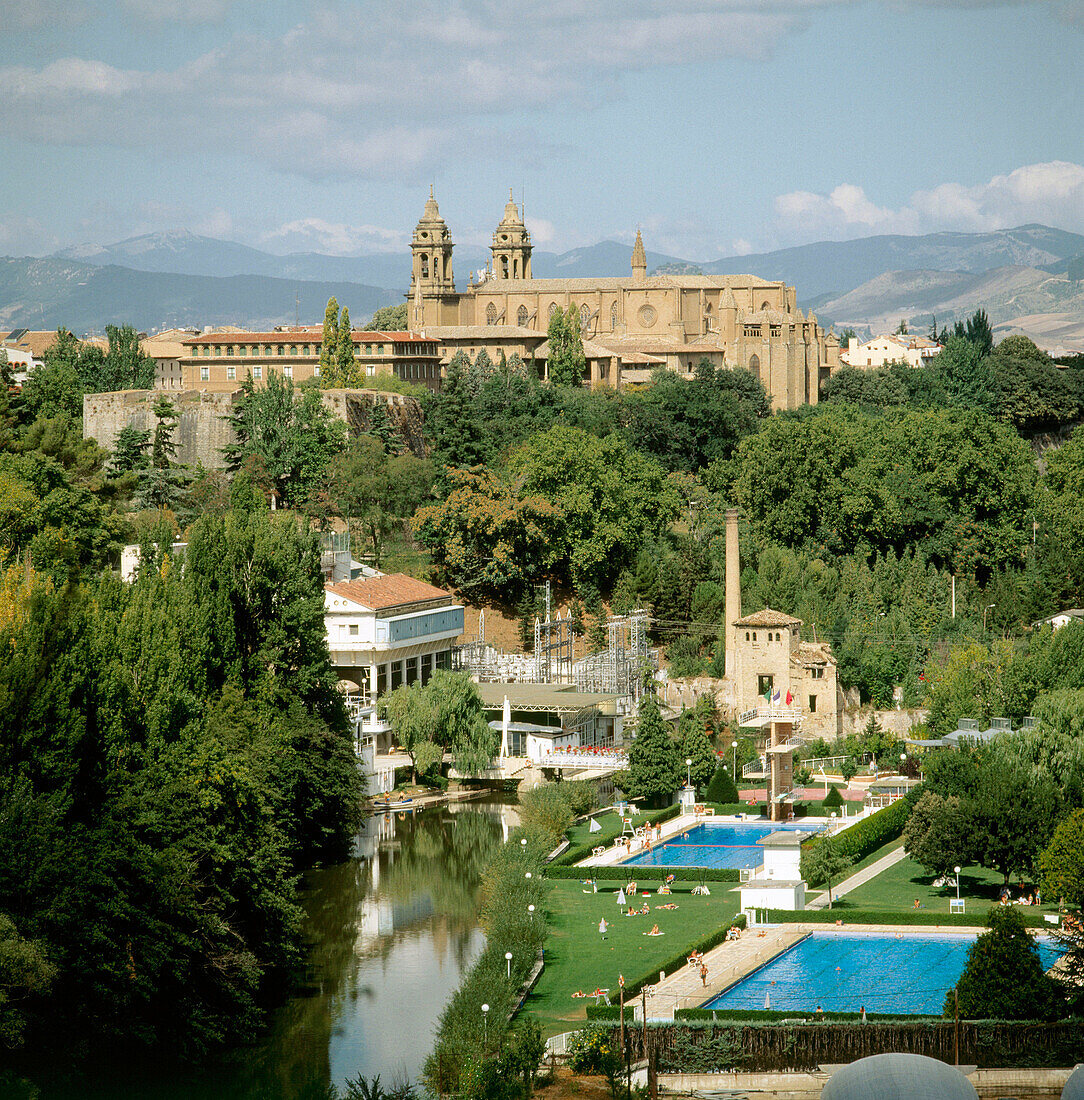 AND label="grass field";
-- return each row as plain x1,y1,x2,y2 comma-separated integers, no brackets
840,855,1053,915
524,878,742,1036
